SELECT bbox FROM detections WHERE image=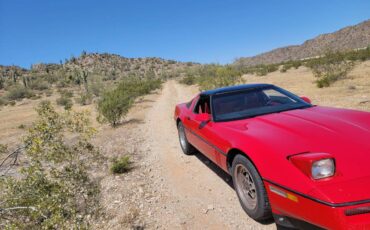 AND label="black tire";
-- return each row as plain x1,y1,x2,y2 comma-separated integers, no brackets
231,154,271,221
177,122,196,155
